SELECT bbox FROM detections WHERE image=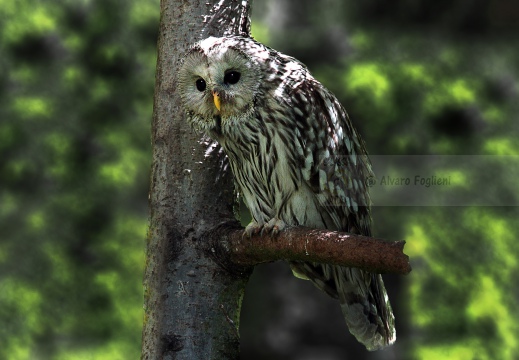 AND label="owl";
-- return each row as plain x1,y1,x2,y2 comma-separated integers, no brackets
177,36,395,351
